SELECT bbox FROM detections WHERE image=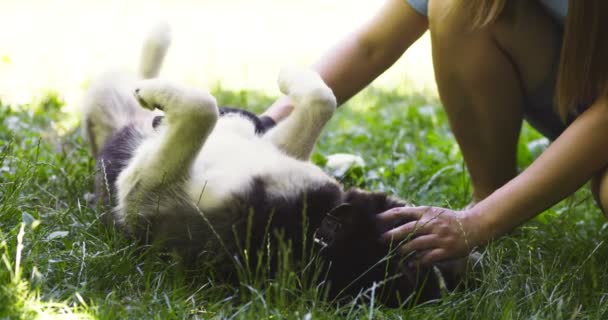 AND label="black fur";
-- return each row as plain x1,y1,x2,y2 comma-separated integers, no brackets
238,184,460,307
318,189,459,306
219,107,276,134
149,107,276,133
95,125,142,210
